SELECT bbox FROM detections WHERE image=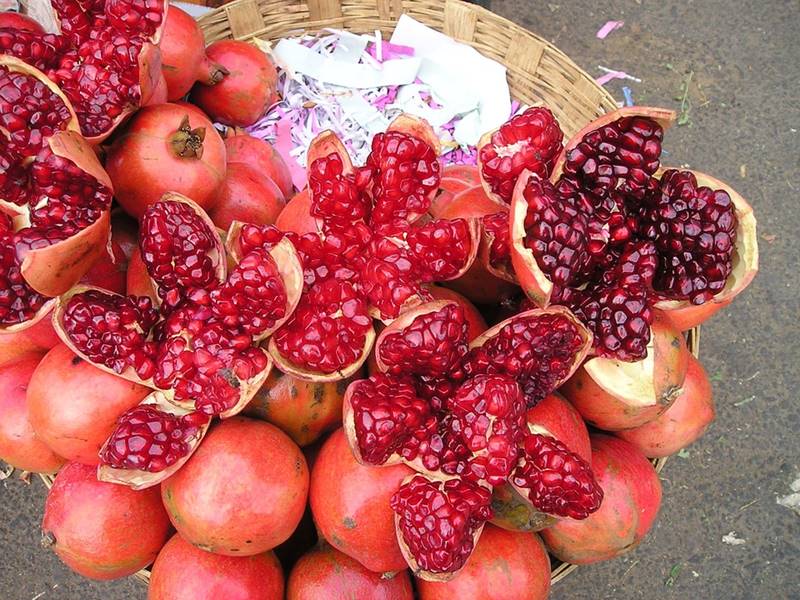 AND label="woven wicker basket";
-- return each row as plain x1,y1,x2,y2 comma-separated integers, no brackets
36,1,703,589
